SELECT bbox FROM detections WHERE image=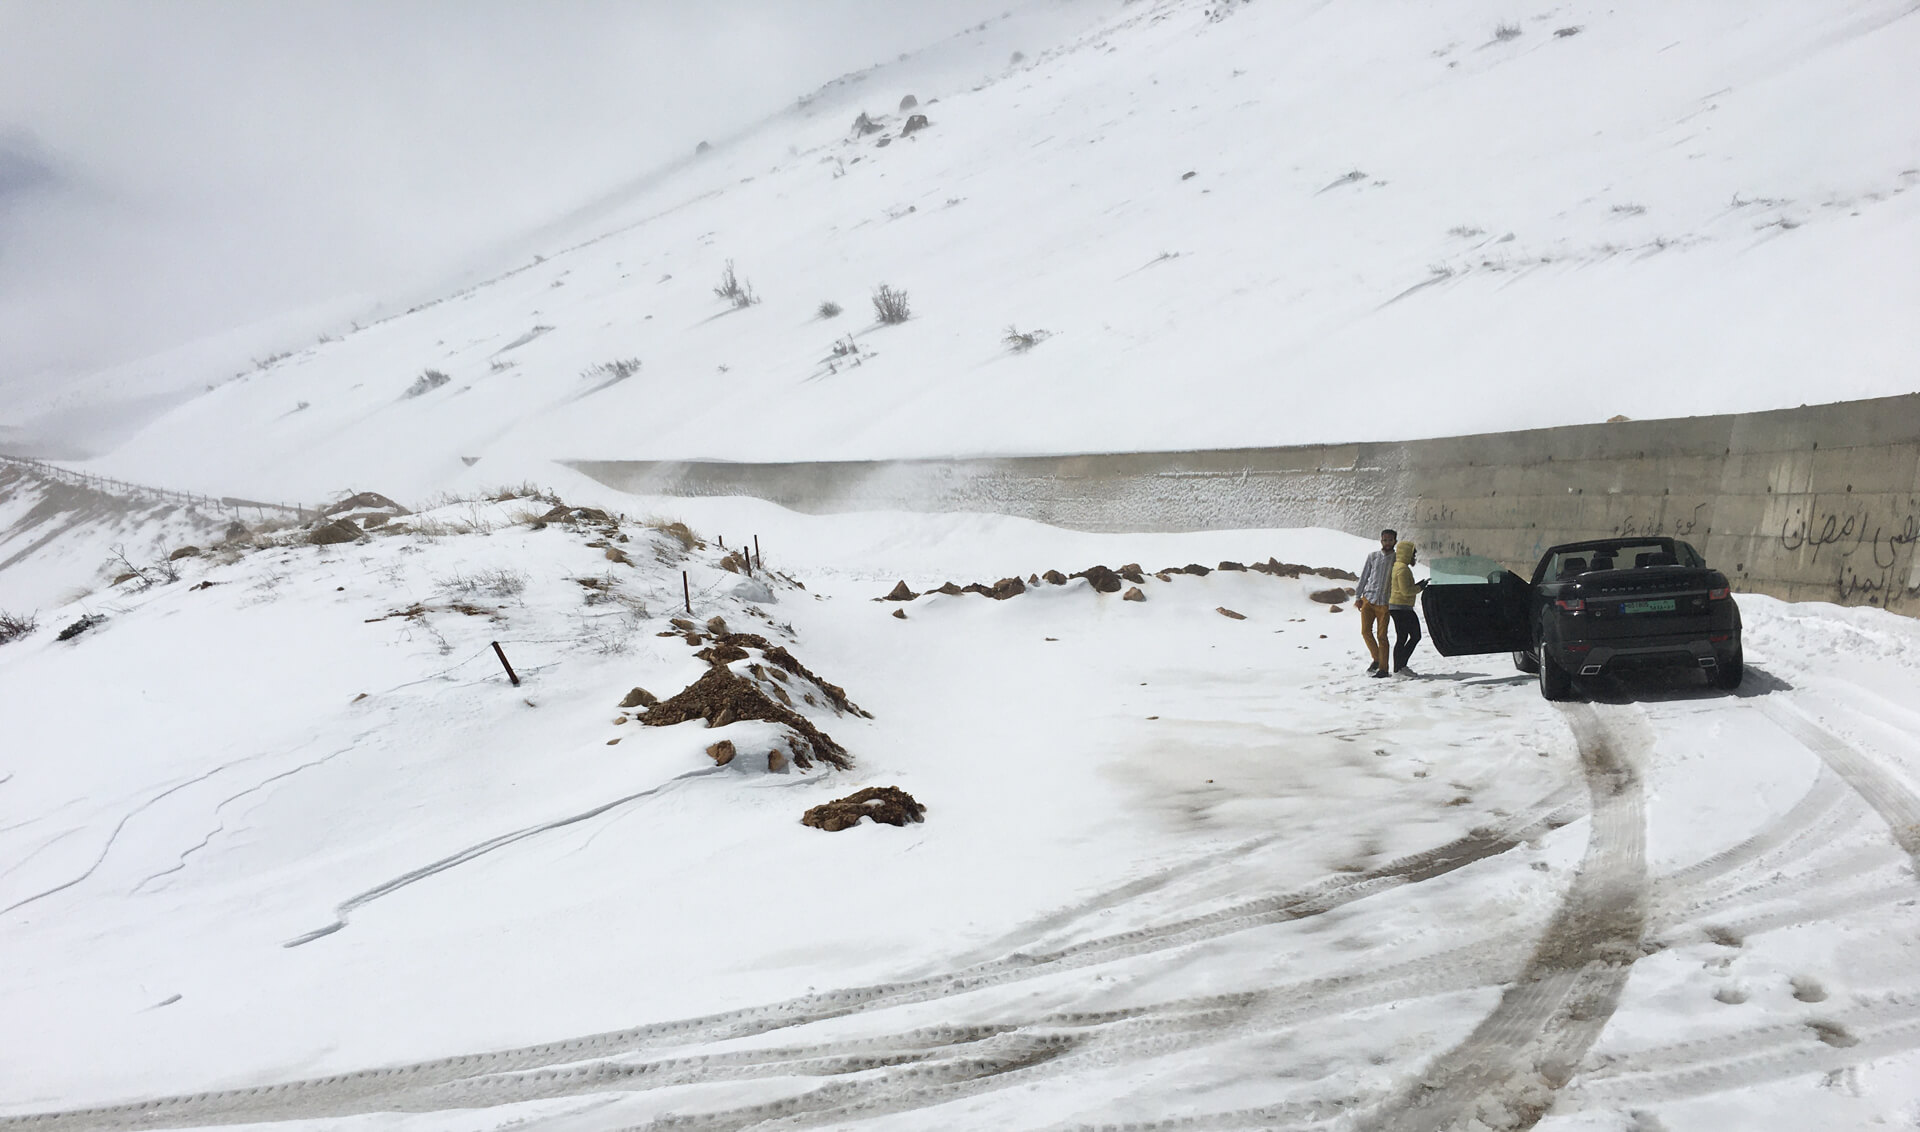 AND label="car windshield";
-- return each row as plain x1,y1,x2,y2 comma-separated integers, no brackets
1541,542,1679,581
